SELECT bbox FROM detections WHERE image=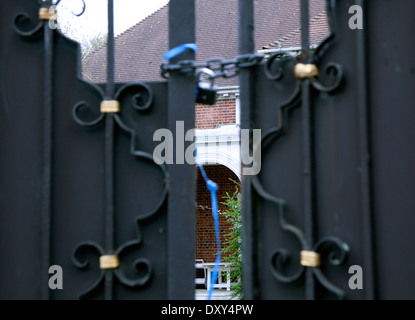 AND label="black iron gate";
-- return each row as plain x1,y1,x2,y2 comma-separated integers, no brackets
0,0,196,300
240,0,415,300
1,0,415,300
